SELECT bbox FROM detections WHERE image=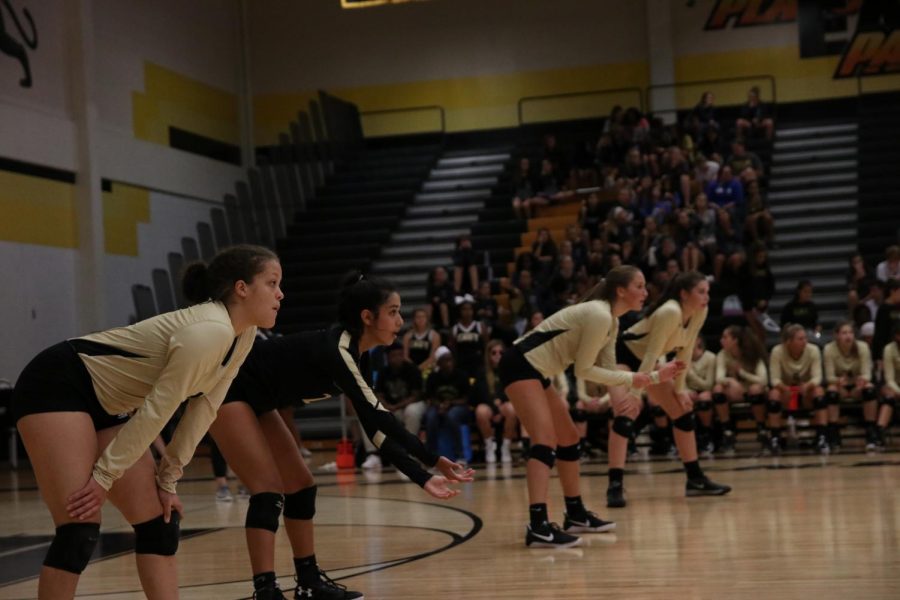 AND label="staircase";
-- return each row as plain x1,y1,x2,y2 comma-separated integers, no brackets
372,148,511,307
